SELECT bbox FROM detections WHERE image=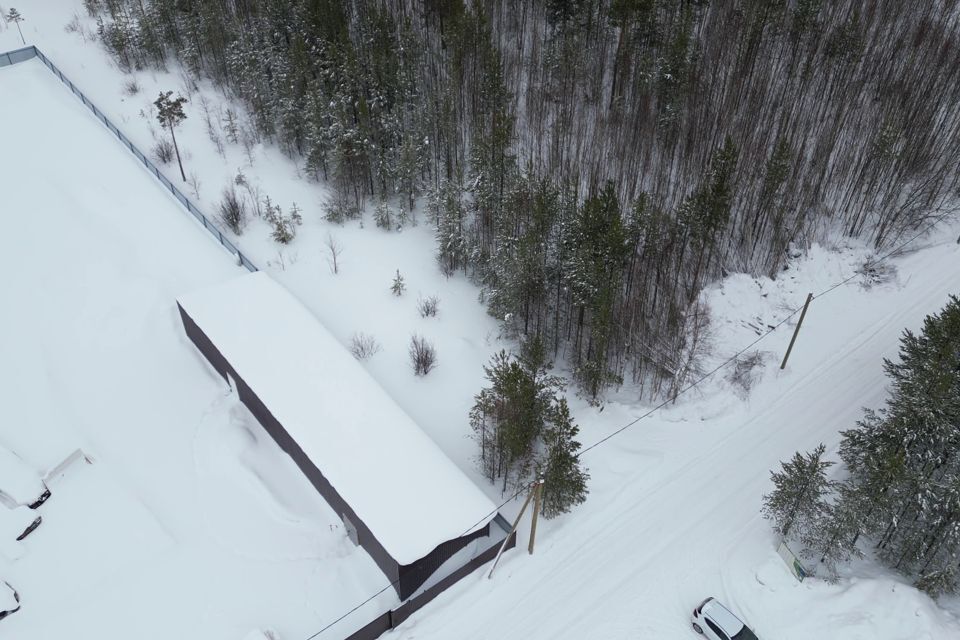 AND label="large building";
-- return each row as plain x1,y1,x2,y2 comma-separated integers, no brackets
177,272,506,601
